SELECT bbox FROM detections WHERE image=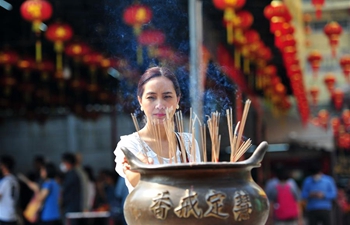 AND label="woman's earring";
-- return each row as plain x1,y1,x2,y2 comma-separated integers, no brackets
140,106,144,111
176,104,179,109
